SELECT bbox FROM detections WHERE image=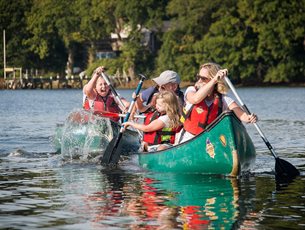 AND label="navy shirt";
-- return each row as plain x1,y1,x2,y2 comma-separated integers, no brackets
141,86,158,105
